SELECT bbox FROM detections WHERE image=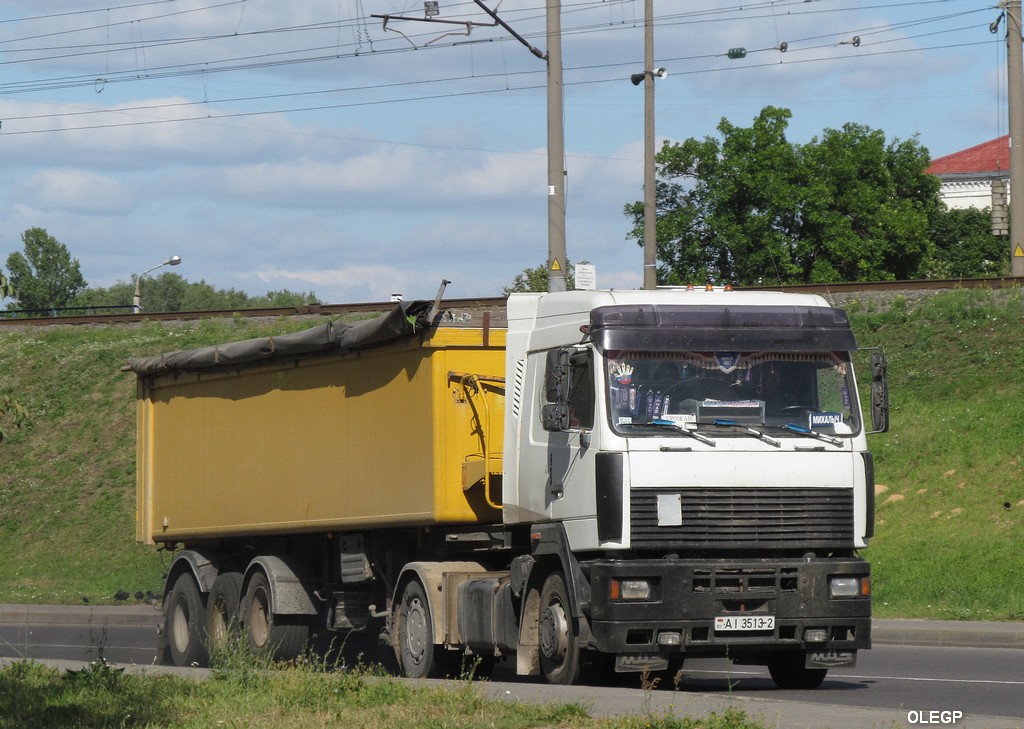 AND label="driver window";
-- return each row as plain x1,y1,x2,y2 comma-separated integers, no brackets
566,351,595,429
